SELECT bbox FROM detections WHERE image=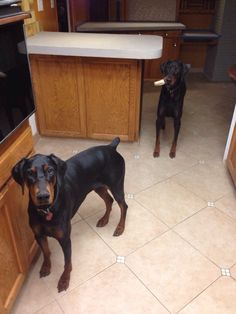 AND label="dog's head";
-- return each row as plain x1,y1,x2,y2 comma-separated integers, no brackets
160,60,189,87
12,154,66,219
